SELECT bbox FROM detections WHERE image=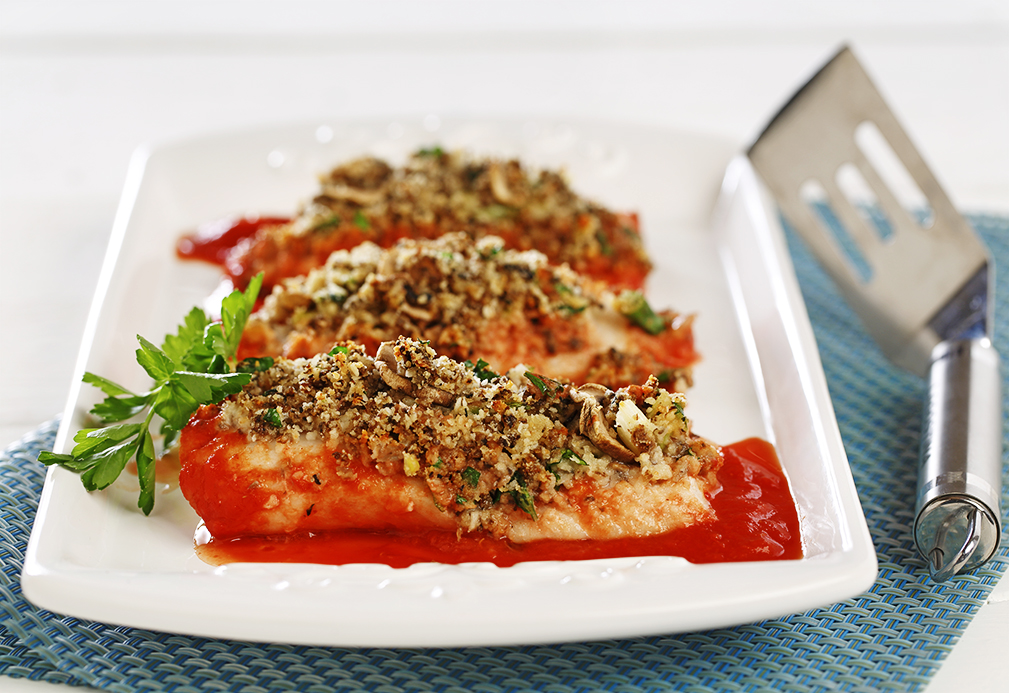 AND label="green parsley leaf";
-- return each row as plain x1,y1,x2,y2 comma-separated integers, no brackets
87,389,150,423
38,274,264,516
416,145,445,158
509,472,537,520
82,372,135,398
525,371,563,396
80,435,137,492
465,358,498,381
617,290,666,335
462,466,481,487
353,210,370,231
135,335,176,382
135,425,157,515
161,307,211,368
263,408,283,428
595,230,613,256
311,215,341,233
220,273,263,363
656,369,675,384
525,371,548,393
561,448,588,466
